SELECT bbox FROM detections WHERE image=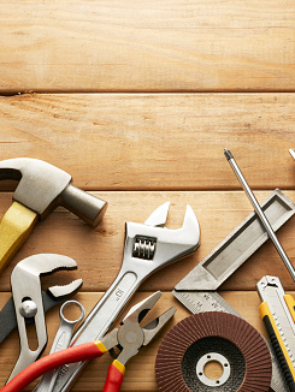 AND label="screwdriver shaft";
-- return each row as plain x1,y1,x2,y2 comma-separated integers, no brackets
224,148,295,282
